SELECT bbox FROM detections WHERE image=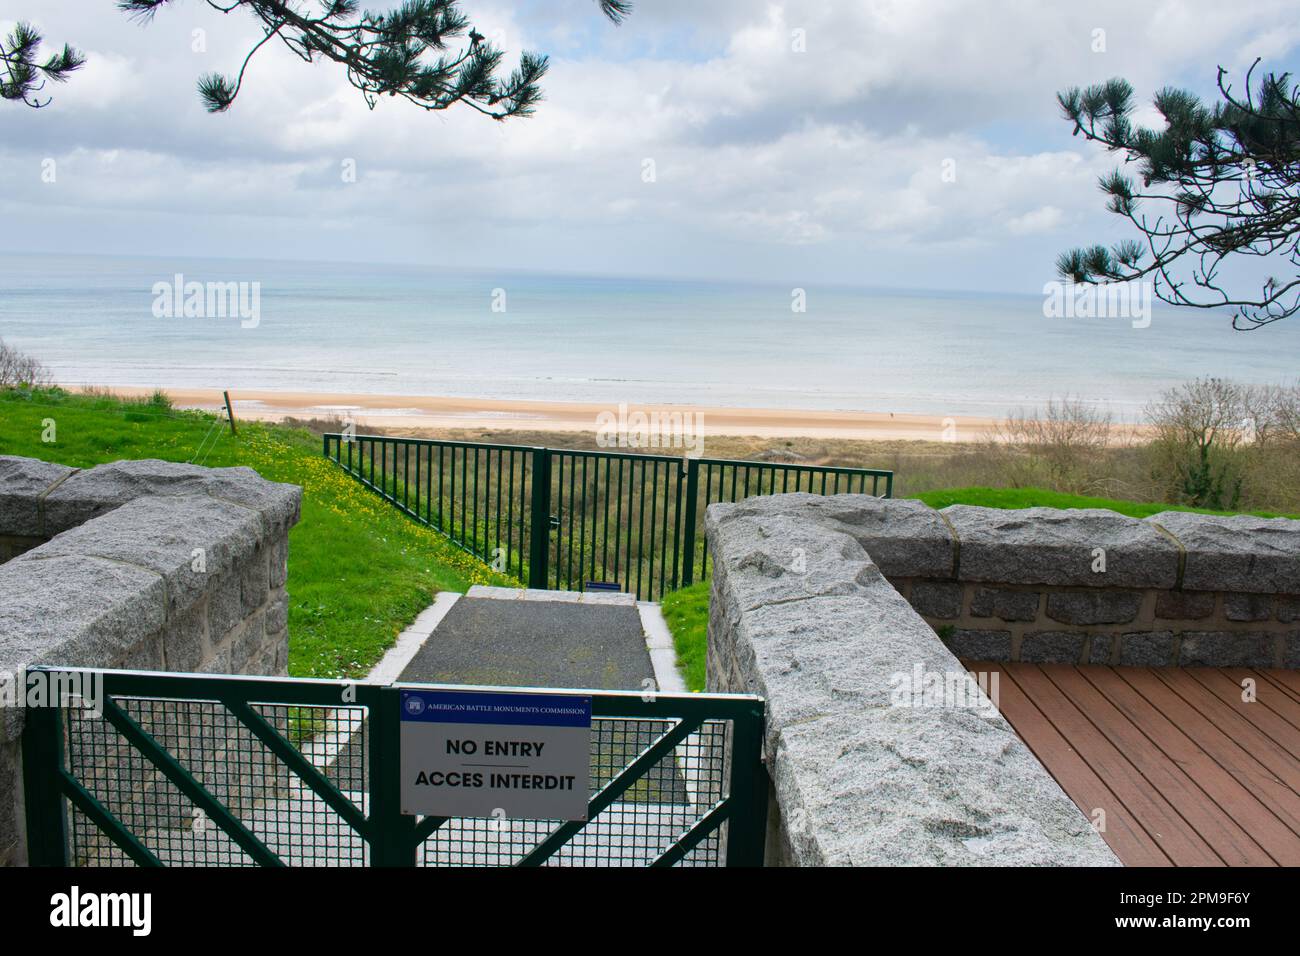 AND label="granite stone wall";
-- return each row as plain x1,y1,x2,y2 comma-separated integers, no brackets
706,492,1300,866
893,504,1298,668
0,456,301,867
